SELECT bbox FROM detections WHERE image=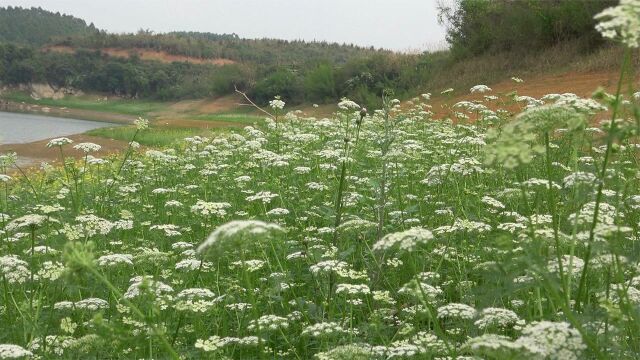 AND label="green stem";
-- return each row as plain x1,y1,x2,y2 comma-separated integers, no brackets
575,47,631,311
78,255,180,359
544,132,568,306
